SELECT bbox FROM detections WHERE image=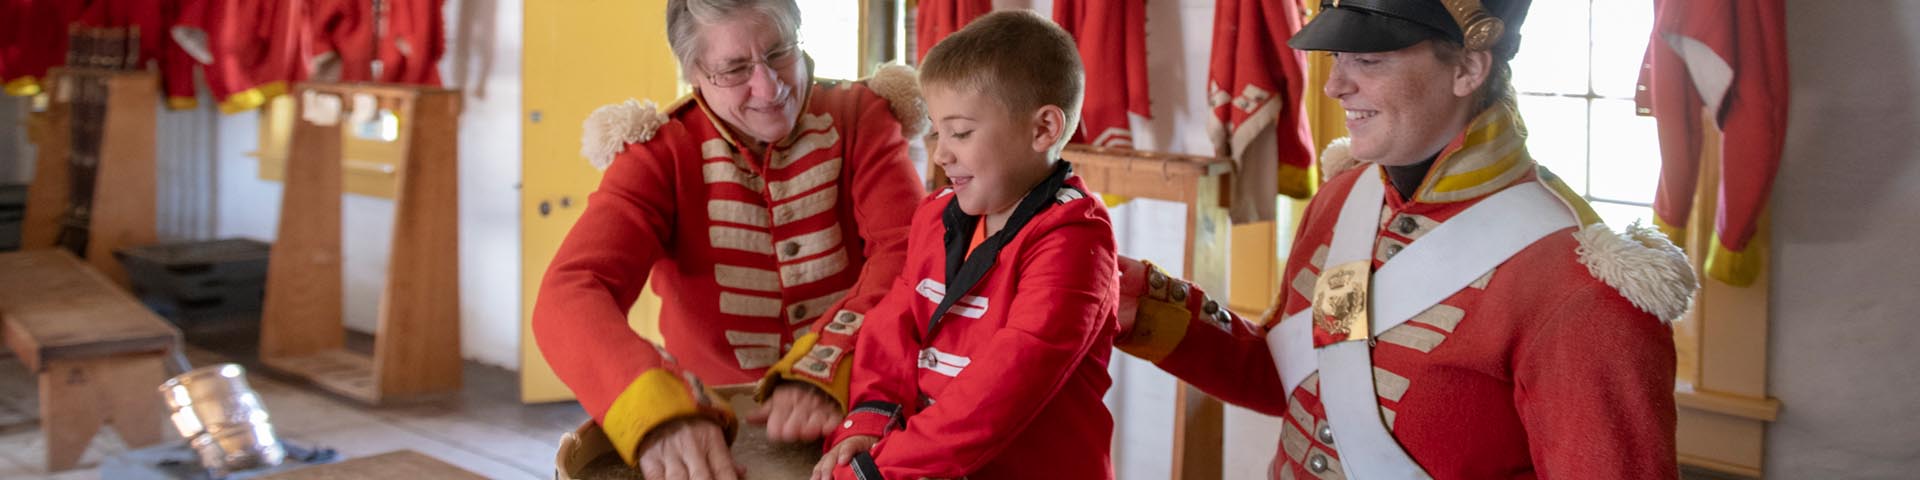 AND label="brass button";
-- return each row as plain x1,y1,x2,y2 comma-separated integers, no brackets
1317,424,1335,444
1384,243,1404,259
1171,284,1189,302
1308,454,1329,473
781,242,801,257
1202,300,1219,315
790,304,809,320
1394,216,1418,234
1148,270,1167,289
